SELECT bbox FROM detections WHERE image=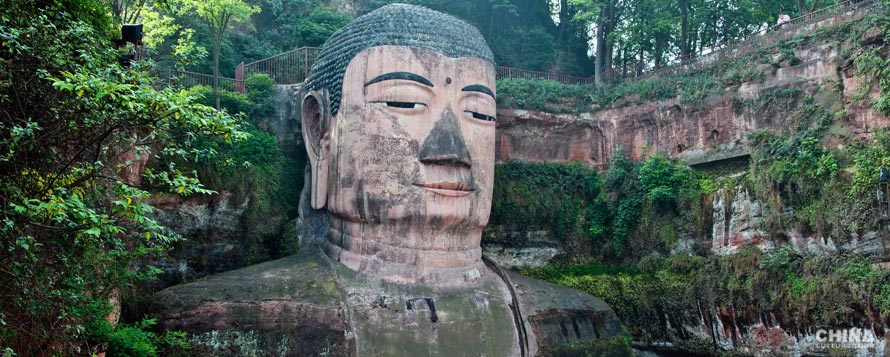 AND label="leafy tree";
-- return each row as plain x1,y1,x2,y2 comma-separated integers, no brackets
113,0,150,24
294,7,354,47
638,154,692,211
796,0,838,15
0,0,245,354
569,0,619,84
180,0,259,109
487,0,519,39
